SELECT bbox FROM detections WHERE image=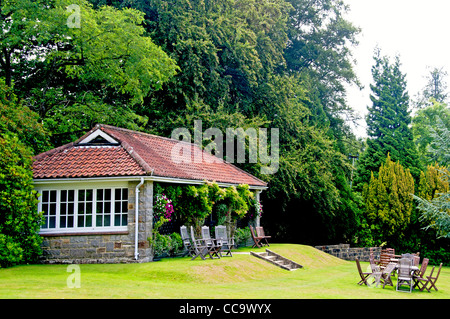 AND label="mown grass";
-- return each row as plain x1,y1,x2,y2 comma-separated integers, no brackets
0,244,448,299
